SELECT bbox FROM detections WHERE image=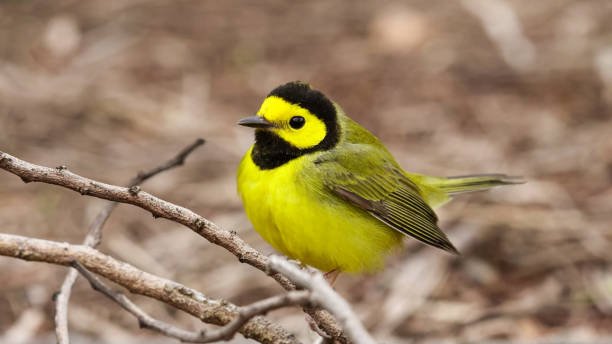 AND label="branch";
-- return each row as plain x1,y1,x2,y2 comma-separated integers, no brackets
55,138,205,344
268,256,376,344
72,262,310,343
0,233,299,344
0,150,349,343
